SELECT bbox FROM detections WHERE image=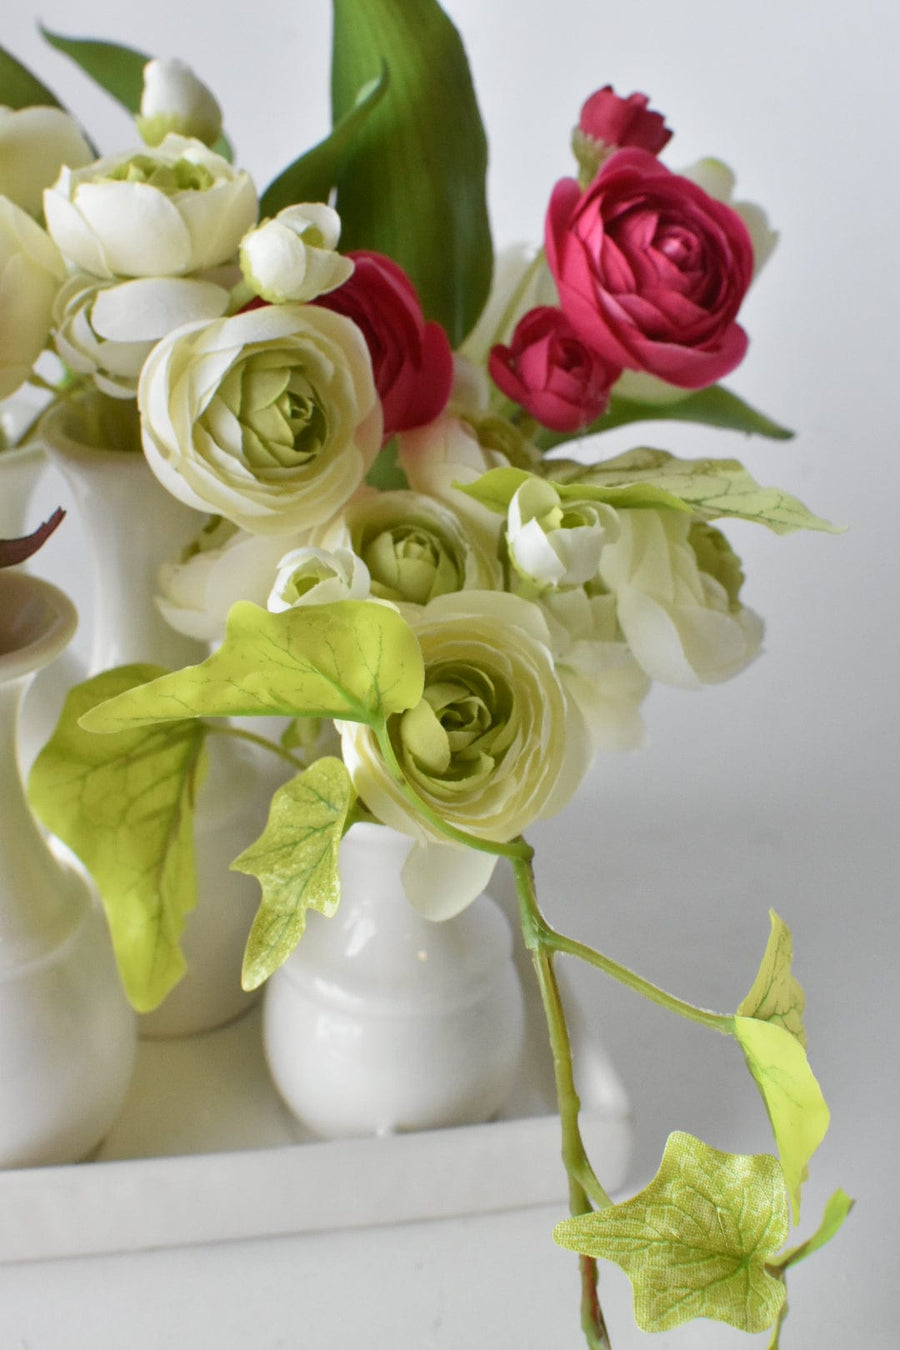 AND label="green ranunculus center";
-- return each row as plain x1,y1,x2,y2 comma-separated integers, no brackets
393,662,514,795
105,154,215,193
362,522,461,605
211,351,329,472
